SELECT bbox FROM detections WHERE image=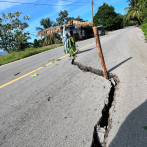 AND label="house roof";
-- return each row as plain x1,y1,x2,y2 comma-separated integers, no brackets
37,20,93,37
